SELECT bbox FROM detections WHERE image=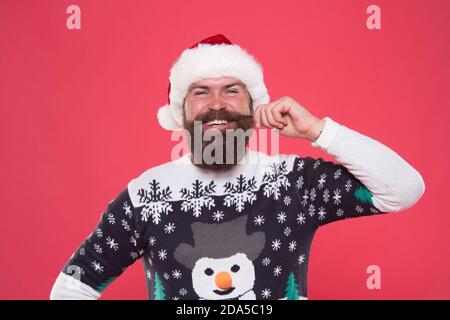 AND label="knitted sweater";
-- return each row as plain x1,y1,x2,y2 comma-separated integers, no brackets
50,117,425,300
